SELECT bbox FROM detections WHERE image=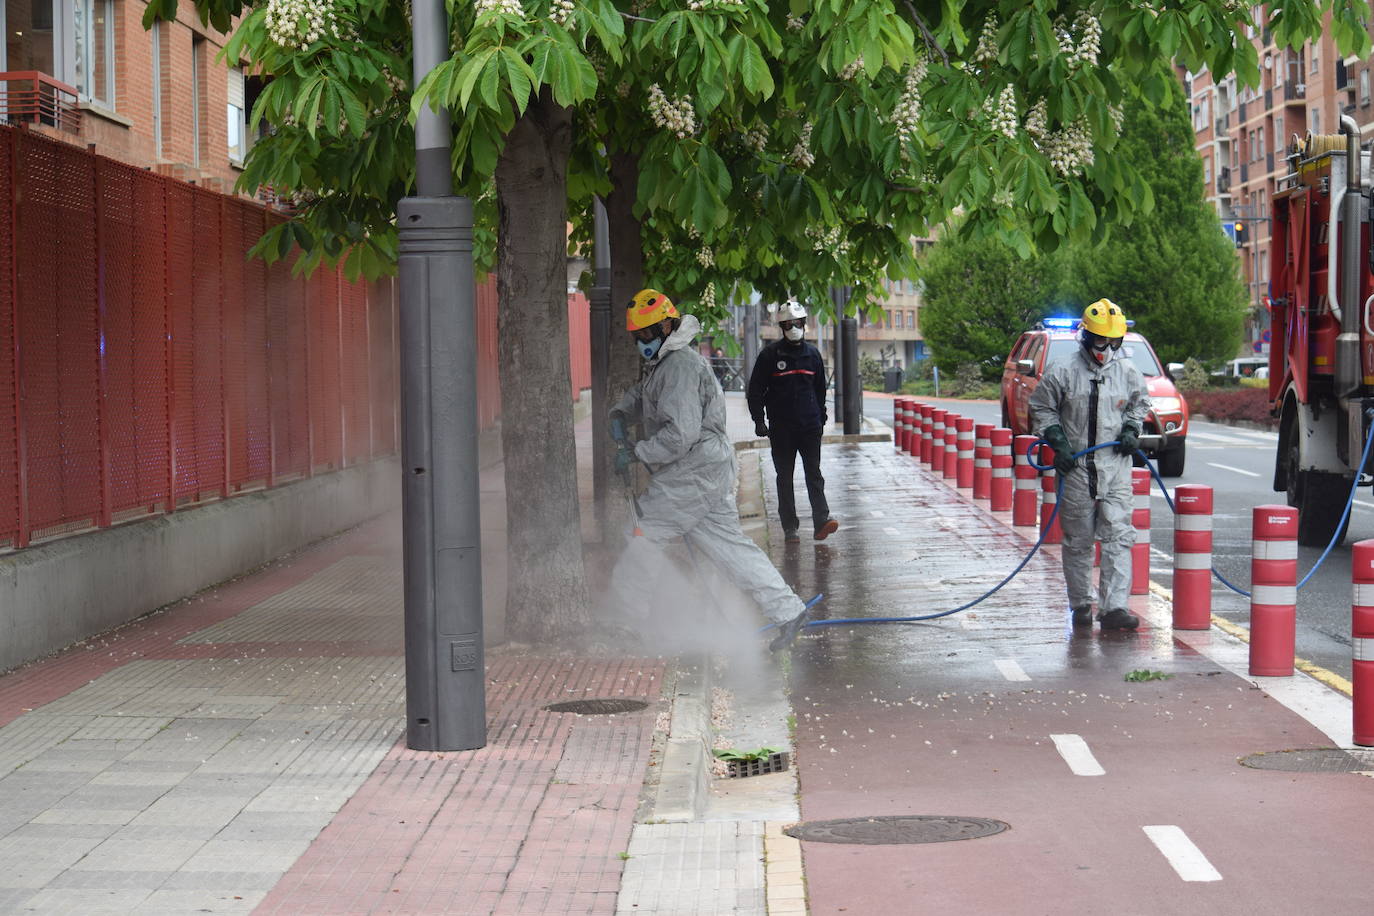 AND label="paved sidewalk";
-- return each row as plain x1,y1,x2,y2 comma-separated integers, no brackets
0,386,1364,914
